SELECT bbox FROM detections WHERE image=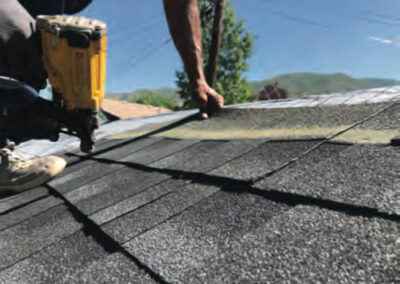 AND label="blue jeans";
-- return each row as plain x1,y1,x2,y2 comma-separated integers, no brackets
0,78,55,147
0,78,41,113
